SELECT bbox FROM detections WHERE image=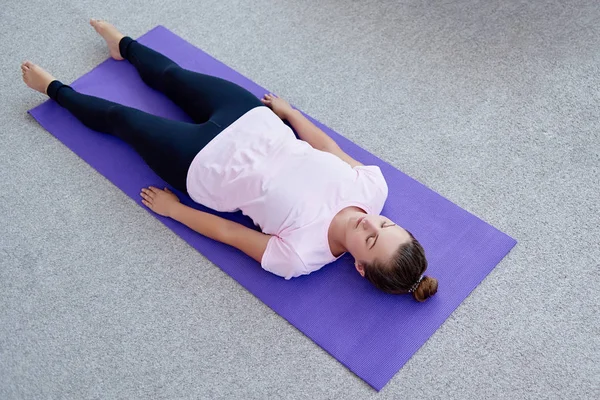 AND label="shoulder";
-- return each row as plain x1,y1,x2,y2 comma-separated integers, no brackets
352,165,389,211
261,236,307,280
354,165,387,187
